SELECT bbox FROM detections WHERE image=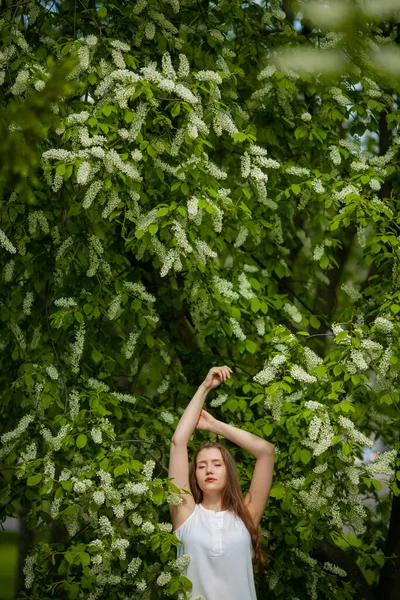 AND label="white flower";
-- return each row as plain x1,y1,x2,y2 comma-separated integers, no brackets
365,449,397,477
173,555,191,570
374,316,393,333
142,521,155,535
229,317,246,341
210,393,228,408
304,347,323,370
45,365,59,380
74,481,87,494
196,70,222,84
283,302,302,323
99,515,114,536
0,229,17,254
127,557,142,577
323,562,347,577
291,364,317,384
156,572,172,586
338,415,373,447
160,411,174,425
91,427,103,444
286,166,310,177
142,460,155,481
93,490,105,505
301,112,312,122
